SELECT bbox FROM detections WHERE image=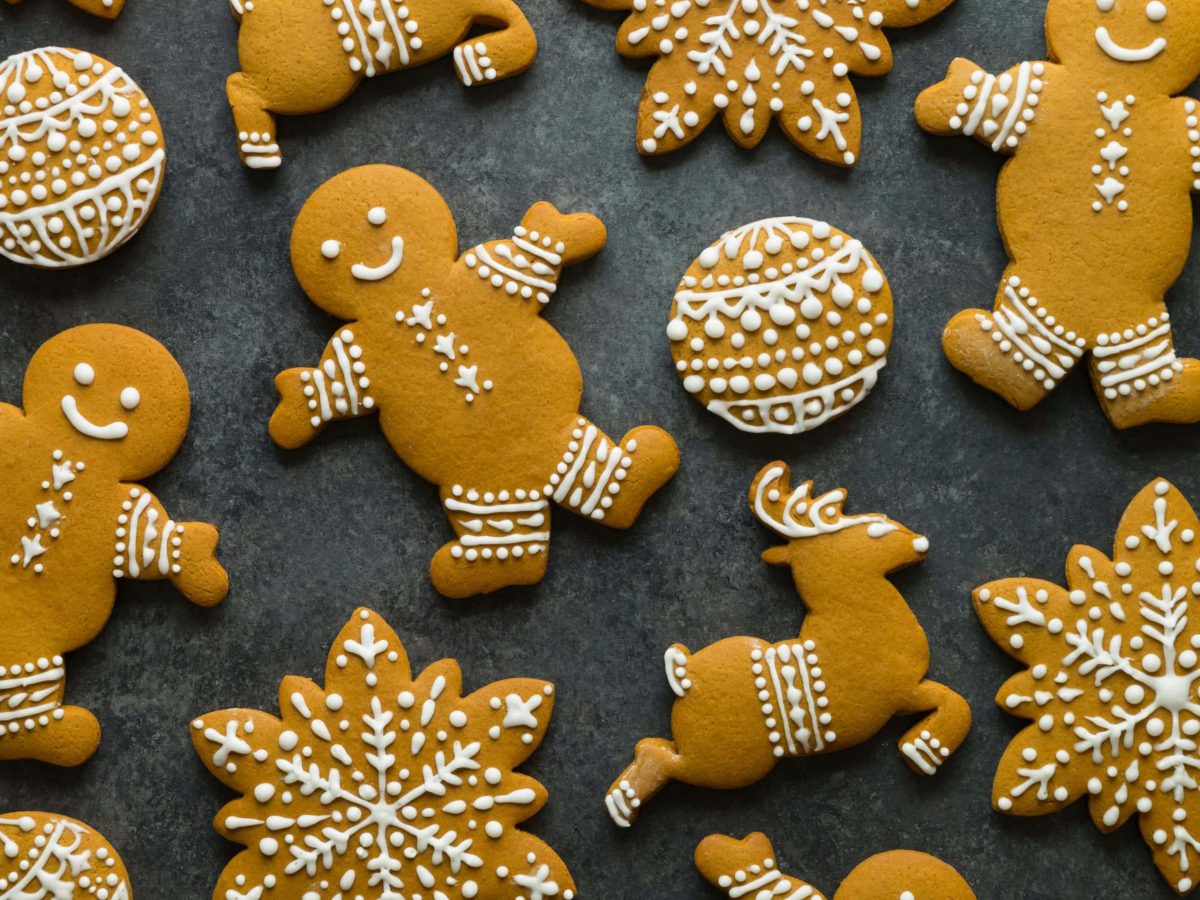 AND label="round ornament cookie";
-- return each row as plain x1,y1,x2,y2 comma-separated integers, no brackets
696,832,975,900
0,812,132,898
0,48,165,269
668,217,892,434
